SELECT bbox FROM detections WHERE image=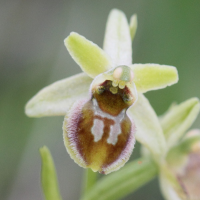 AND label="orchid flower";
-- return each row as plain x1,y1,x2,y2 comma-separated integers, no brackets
158,98,200,200
25,9,178,174
160,129,200,200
